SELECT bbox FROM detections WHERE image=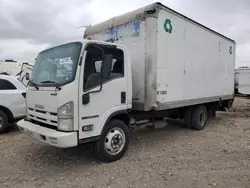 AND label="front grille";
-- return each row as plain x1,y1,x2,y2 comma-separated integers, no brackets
28,108,57,116
28,108,58,126
30,119,57,130
36,110,46,114
37,117,47,121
